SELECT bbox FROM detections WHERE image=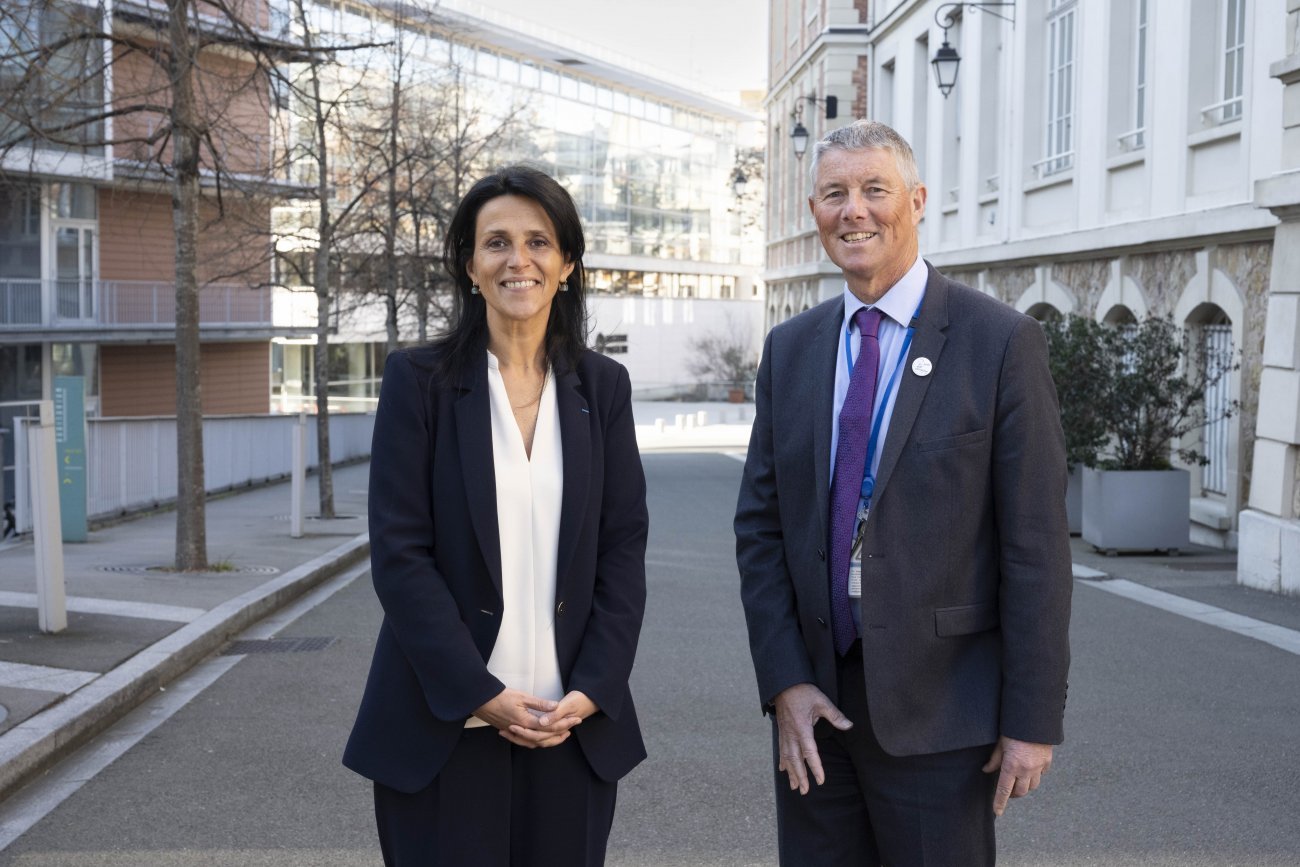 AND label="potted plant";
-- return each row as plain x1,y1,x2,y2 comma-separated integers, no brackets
1043,315,1110,534
1081,316,1238,554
